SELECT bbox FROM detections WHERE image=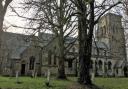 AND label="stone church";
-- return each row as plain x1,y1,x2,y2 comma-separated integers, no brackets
0,13,127,77
92,13,127,77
